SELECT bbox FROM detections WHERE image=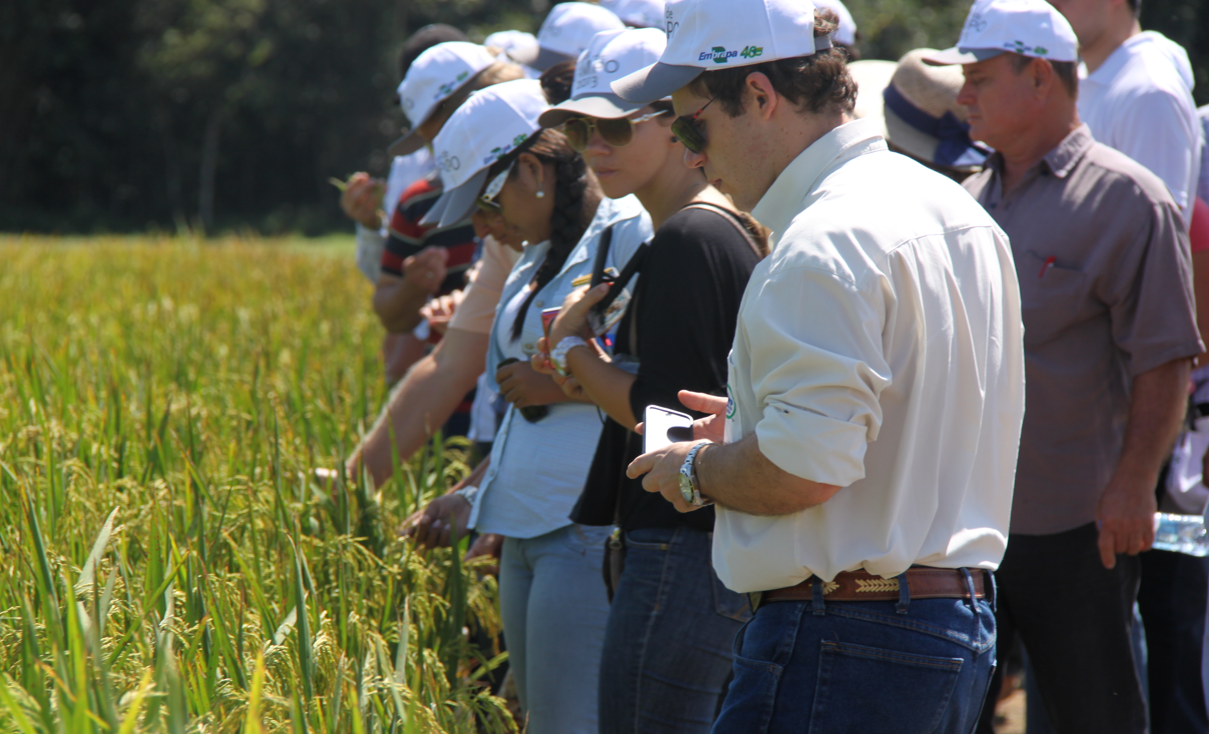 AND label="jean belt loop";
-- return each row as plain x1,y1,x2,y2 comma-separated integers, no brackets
895,571,910,615
810,577,826,616
988,570,997,613
960,567,976,610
